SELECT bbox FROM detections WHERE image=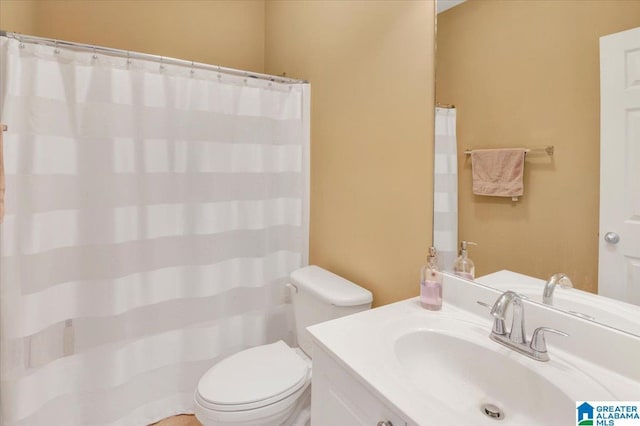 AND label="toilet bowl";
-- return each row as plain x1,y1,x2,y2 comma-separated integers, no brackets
194,341,312,426
194,266,372,426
